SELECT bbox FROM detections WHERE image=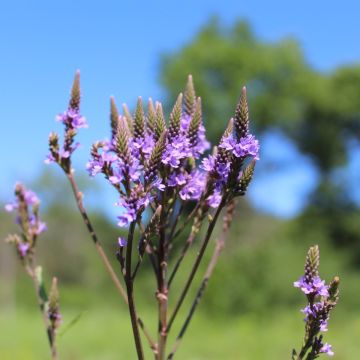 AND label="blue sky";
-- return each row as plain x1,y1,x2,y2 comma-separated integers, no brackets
1,0,359,218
